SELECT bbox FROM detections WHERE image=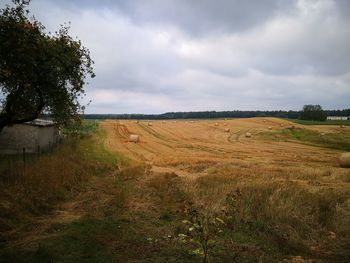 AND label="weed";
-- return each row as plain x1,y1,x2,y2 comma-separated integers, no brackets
177,203,225,263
